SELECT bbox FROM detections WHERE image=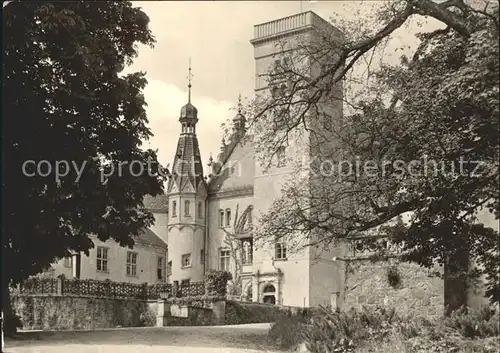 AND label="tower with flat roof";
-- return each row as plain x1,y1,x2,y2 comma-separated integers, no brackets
248,11,346,307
